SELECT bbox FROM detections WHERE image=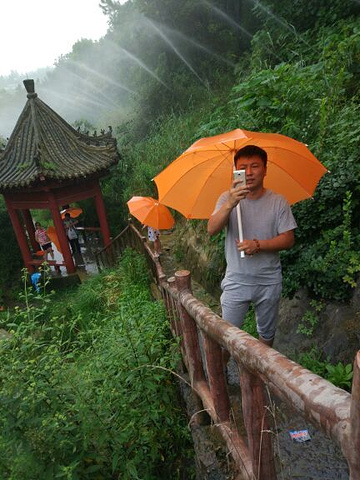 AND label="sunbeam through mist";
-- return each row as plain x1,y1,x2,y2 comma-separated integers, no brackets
202,0,283,63
153,22,236,68
105,40,169,89
144,18,208,87
71,61,136,95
